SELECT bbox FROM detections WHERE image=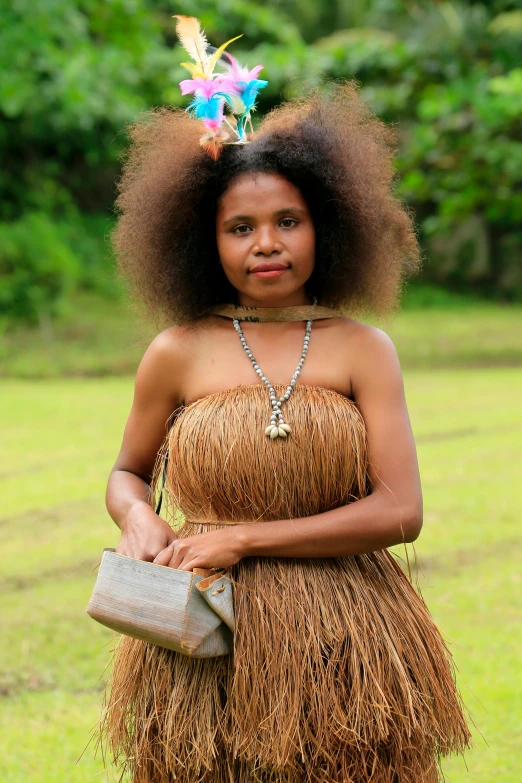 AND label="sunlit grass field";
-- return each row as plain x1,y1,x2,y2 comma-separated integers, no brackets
1,312,521,780
1,292,521,377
